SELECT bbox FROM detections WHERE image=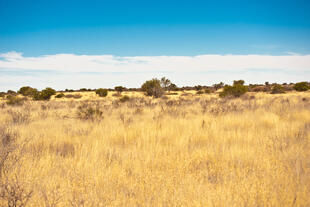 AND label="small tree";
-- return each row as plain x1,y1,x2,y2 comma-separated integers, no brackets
95,88,108,97
168,83,178,92
160,77,171,91
294,82,309,91
18,86,38,97
213,82,224,90
33,87,56,100
141,78,164,98
233,80,245,85
194,85,203,91
114,86,126,94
